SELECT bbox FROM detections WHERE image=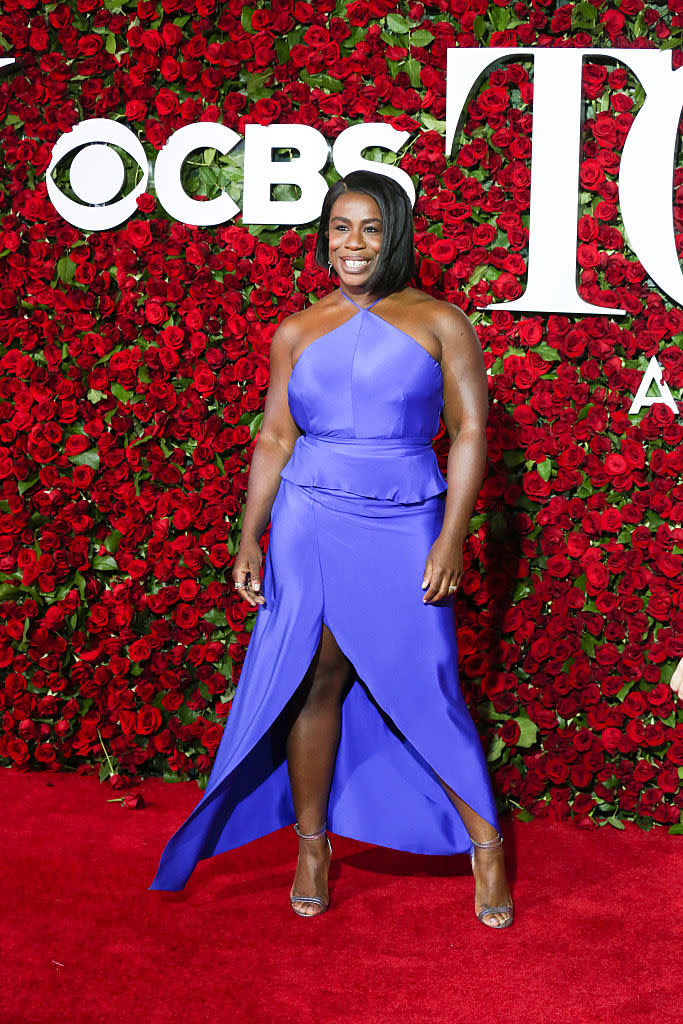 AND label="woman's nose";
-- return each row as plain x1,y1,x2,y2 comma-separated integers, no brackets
345,229,364,248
